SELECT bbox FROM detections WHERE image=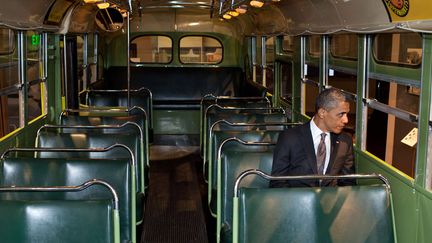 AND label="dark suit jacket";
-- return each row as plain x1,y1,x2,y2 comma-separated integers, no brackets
270,122,355,187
